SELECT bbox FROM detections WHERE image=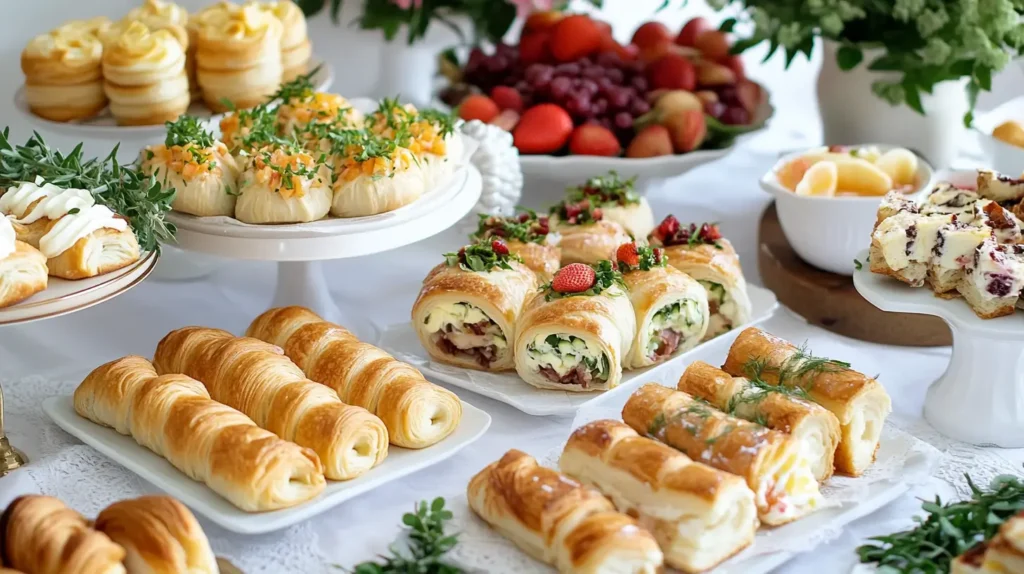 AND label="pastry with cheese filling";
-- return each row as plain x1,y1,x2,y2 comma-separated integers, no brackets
549,199,631,266
559,420,757,573
978,169,1024,203
974,200,1024,245
195,4,283,112
562,171,655,238
677,361,841,482
235,144,332,223
616,242,709,369
123,0,190,48
21,27,106,122
329,130,424,218
470,211,561,281
928,218,991,295
869,210,954,287
366,100,461,189
219,102,278,153
0,216,47,310
468,449,664,574
921,182,981,217
623,383,822,525
648,217,751,340
102,22,190,126
874,190,919,229
412,242,538,371
957,236,1024,319
248,0,311,82
722,327,892,476
514,261,635,391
